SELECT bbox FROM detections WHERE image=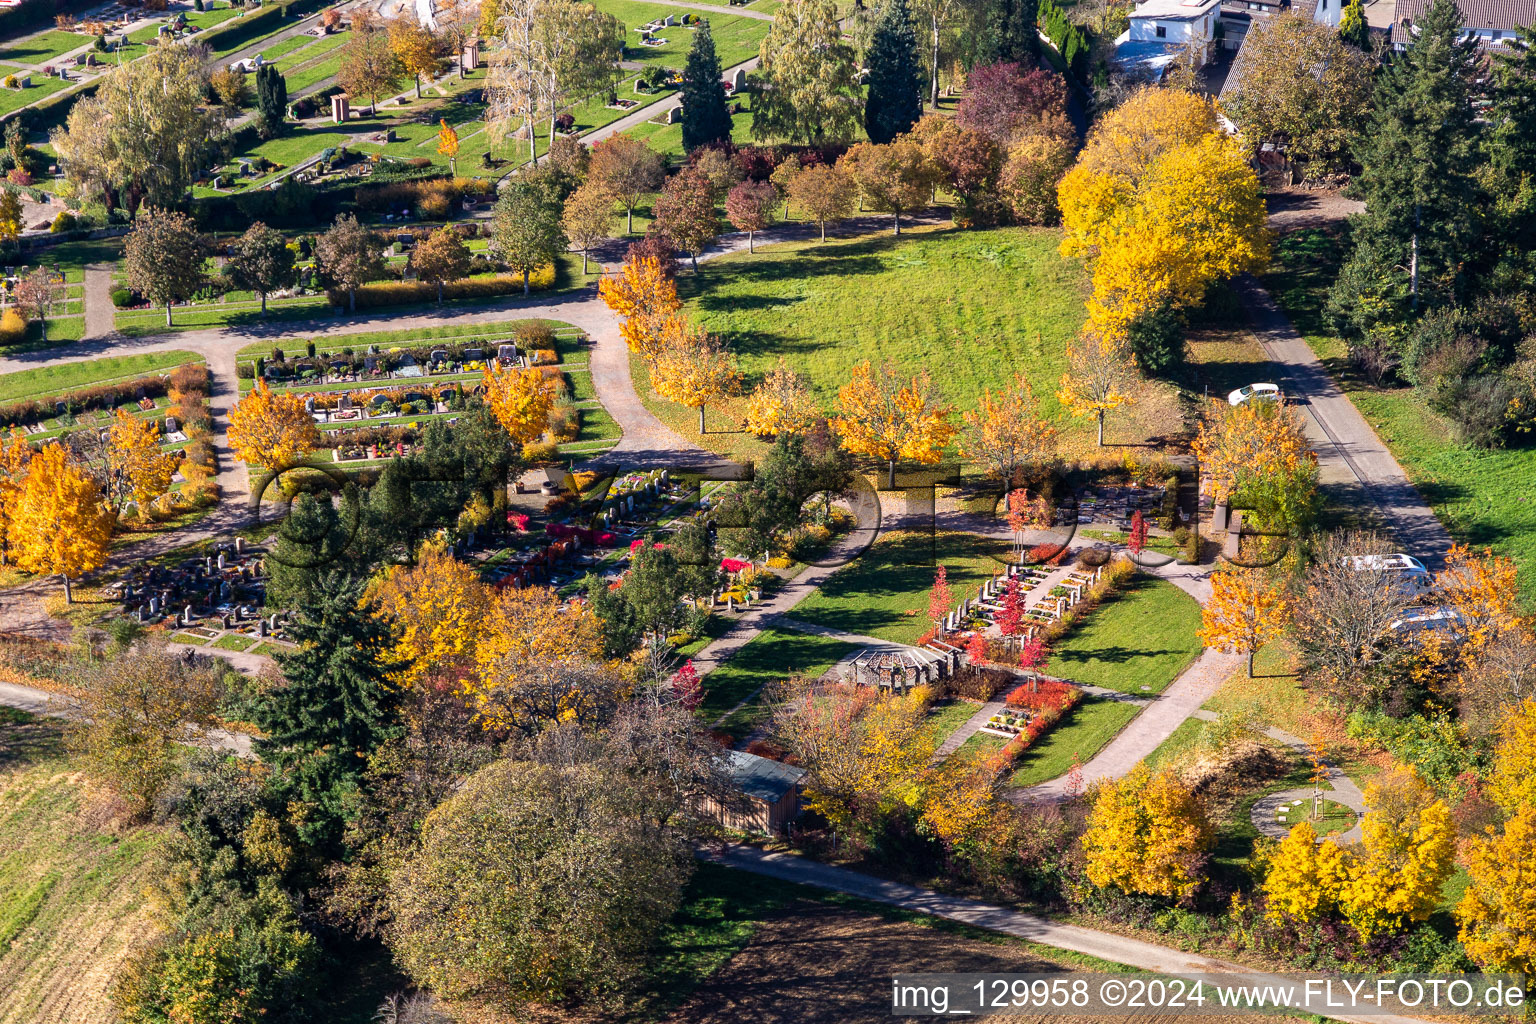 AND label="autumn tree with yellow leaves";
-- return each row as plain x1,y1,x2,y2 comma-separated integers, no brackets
744,357,821,438
1200,567,1288,677
649,324,742,434
483,363,555,445
0,431,30,565
1486,697,1536,814
1057,330,1136,447
369,544,493,690
1056,87,1268,341
105,408,181,517
1261,821,1349,924
1337,769,1455,942
1082,764,1214,902
770,680,934,839
960,374,1057,483
227,380,322,470
598,253,682,362
1458,806,1536,975
834,361,956,488
436,118,460,174
465,584,606,731
9,442,114,602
